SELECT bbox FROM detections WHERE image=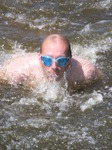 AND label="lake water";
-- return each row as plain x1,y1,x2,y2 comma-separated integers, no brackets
0,0,112,149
